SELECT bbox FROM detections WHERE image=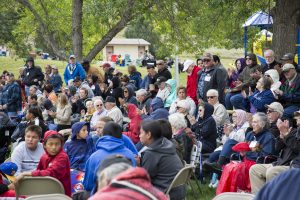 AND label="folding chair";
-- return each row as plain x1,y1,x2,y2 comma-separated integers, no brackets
25,193,71,200
212,192,255,200
15,176,65,200
165,165,200,200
